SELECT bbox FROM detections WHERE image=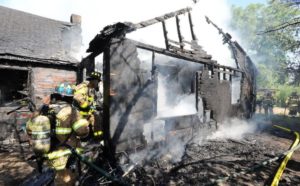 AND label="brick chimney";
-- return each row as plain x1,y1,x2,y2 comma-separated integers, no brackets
70,14,81,25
